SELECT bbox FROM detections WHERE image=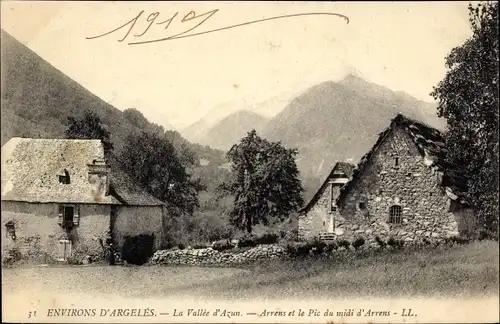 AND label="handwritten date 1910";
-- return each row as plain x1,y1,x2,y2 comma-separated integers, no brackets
86,9,349,45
